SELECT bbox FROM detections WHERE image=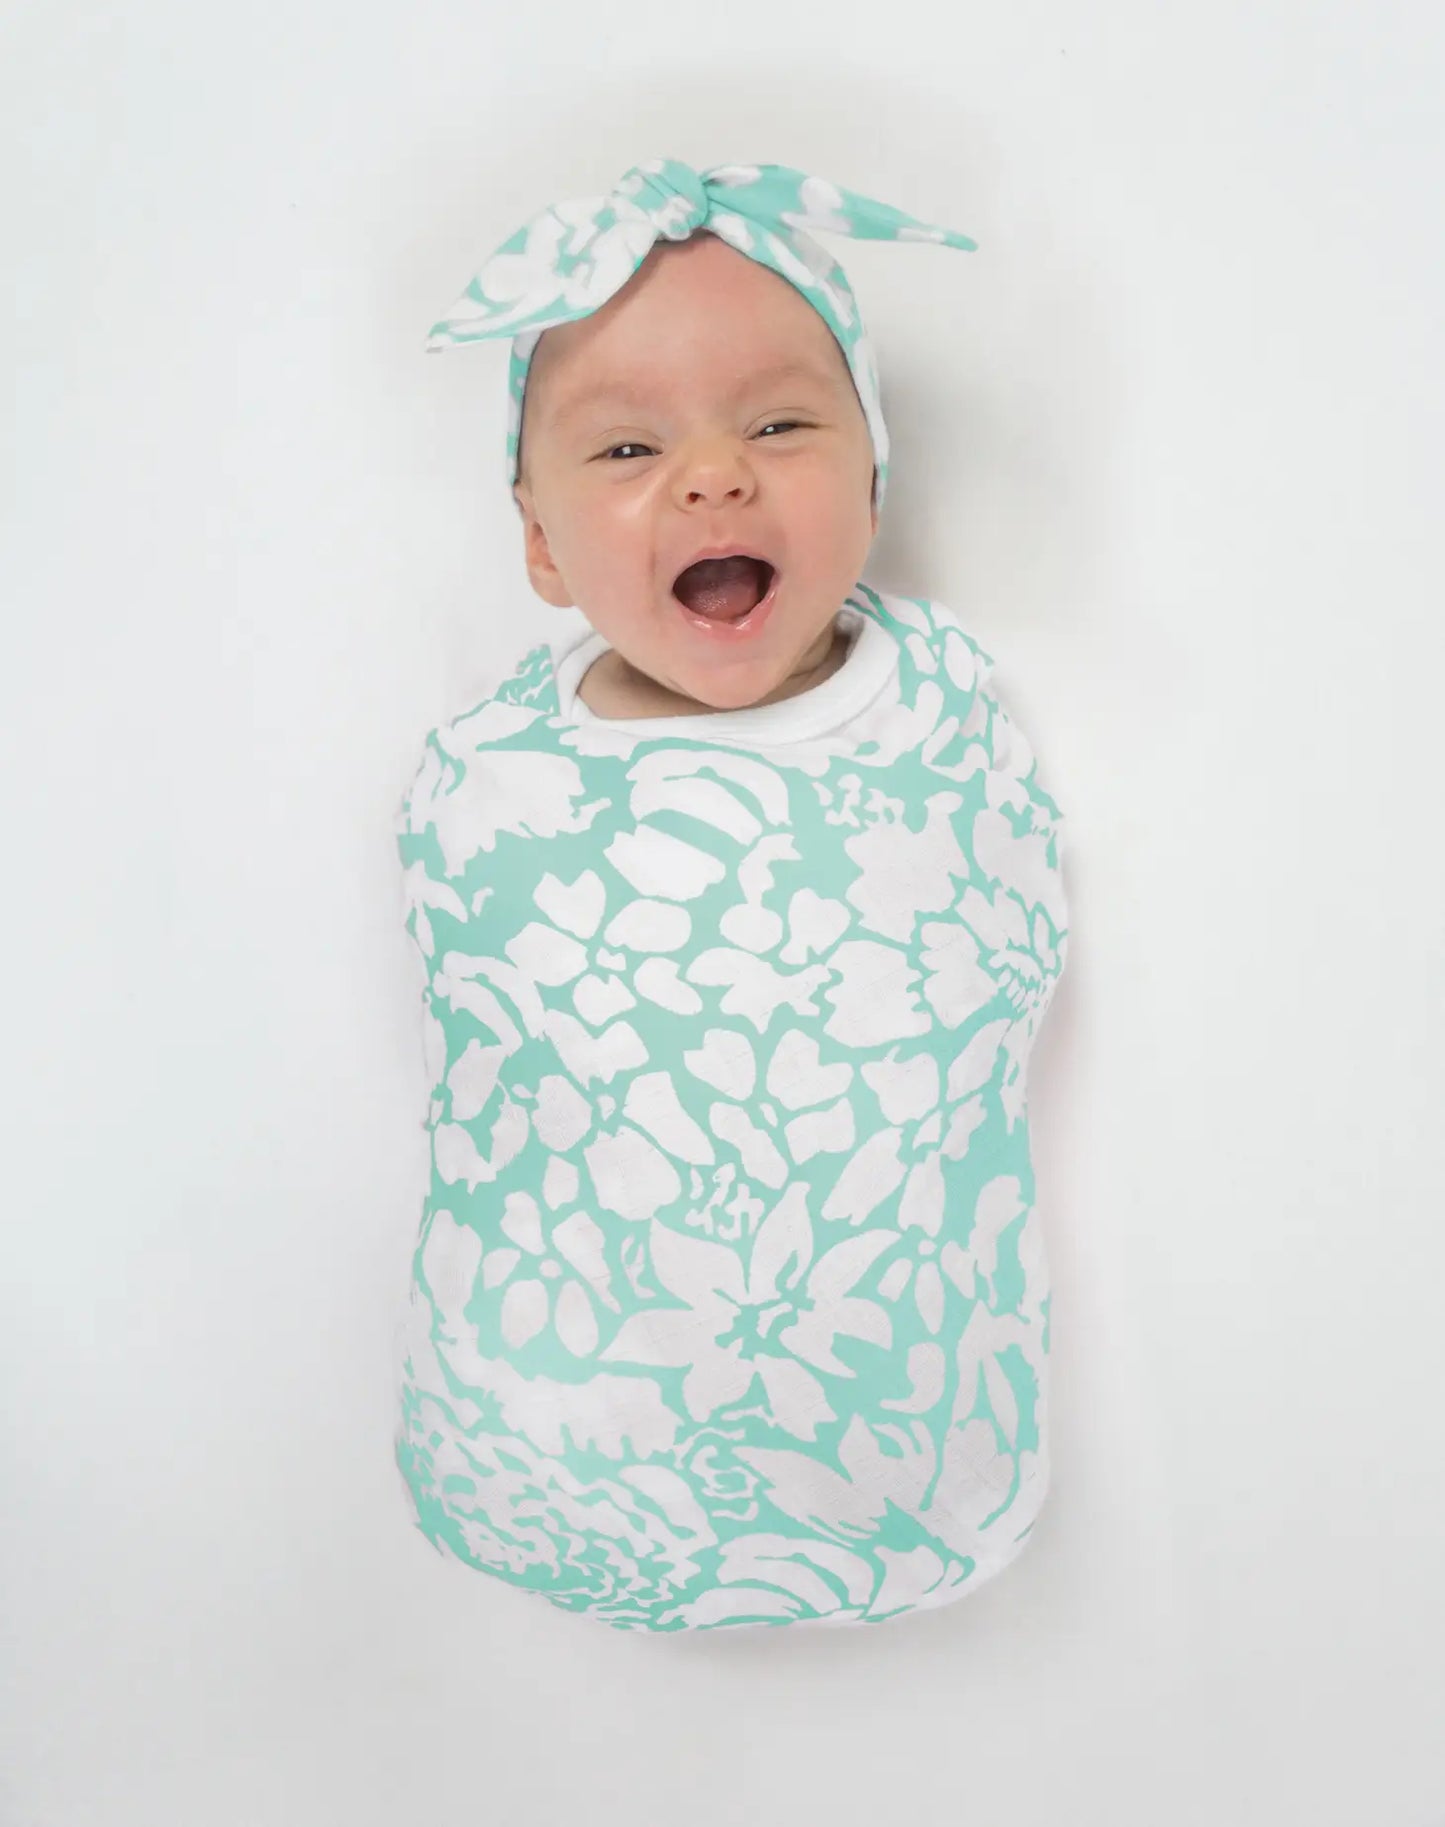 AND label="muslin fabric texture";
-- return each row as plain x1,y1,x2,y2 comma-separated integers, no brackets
393,585,1069,1630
